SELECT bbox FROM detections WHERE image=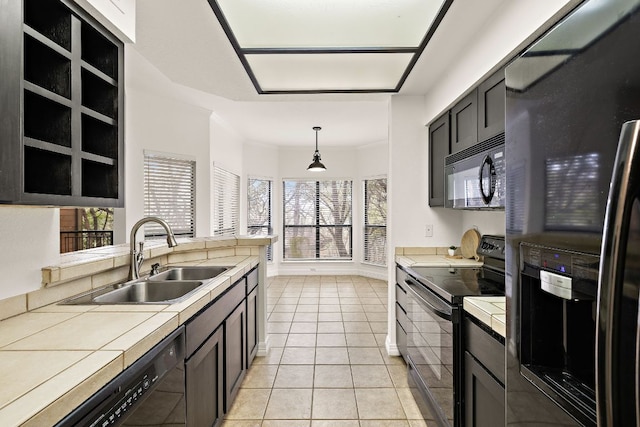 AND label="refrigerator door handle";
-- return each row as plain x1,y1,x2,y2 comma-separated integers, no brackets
597,119,640,427
637,298,640,424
